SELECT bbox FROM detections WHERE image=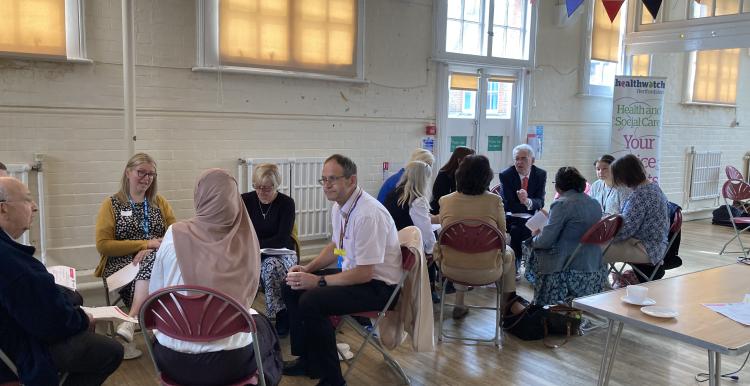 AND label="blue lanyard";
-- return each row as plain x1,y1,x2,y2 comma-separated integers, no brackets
128,196,150,237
